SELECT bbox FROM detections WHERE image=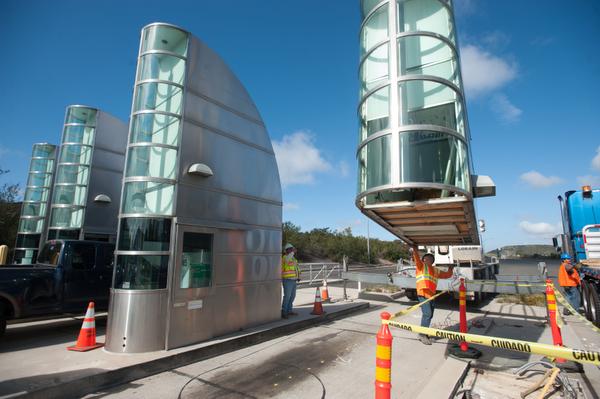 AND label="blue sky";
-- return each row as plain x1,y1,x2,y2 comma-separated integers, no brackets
1,1,599,251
